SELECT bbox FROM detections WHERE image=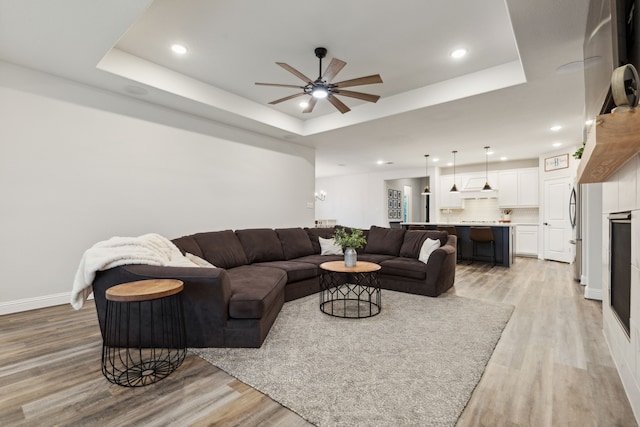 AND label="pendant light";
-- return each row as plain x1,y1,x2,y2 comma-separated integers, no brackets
449,150,459,193
482,146,493,192
421,154,431,195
